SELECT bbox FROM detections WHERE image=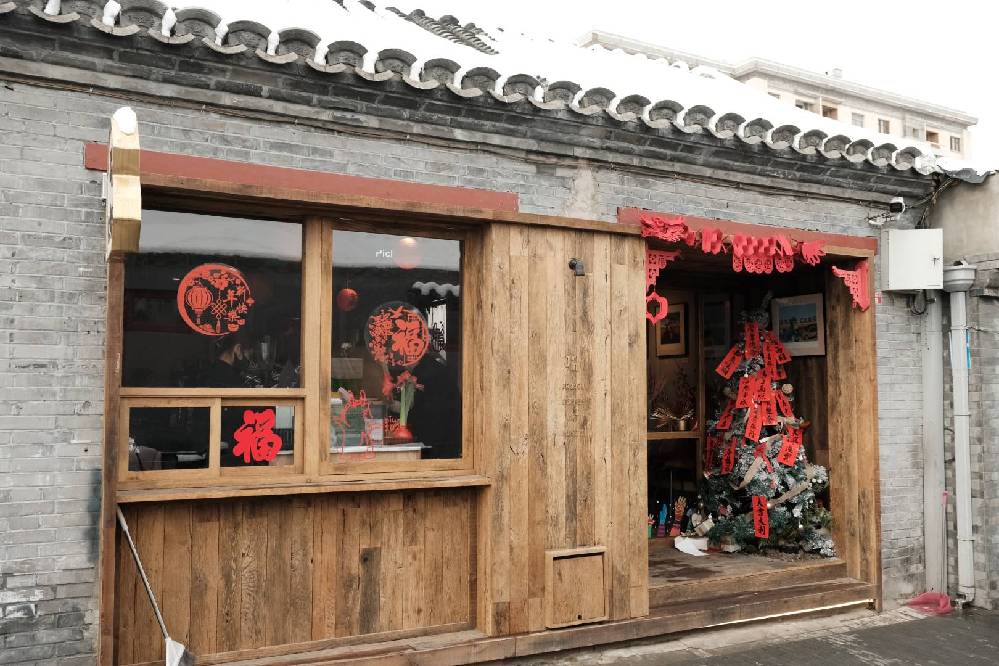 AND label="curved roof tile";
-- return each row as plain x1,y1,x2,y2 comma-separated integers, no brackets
5,0,990,180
